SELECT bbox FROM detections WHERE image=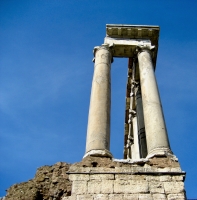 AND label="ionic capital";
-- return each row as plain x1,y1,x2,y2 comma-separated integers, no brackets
92,44,113,63
136,44,155,58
